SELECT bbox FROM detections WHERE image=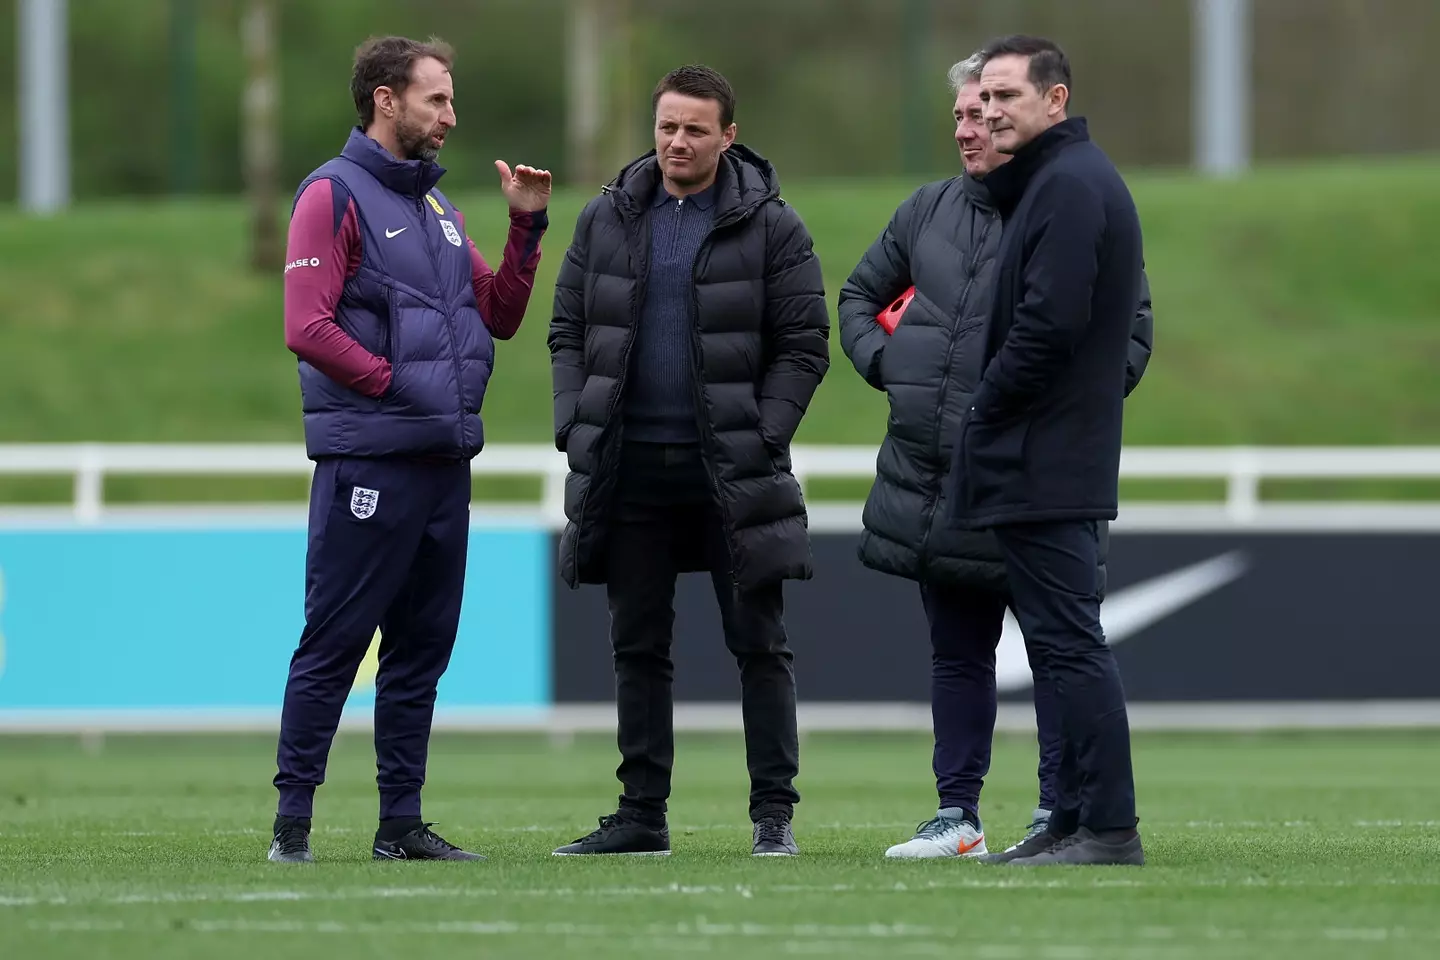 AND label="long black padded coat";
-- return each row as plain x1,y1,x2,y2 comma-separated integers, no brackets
838,172,1153,594
548,144,831,592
